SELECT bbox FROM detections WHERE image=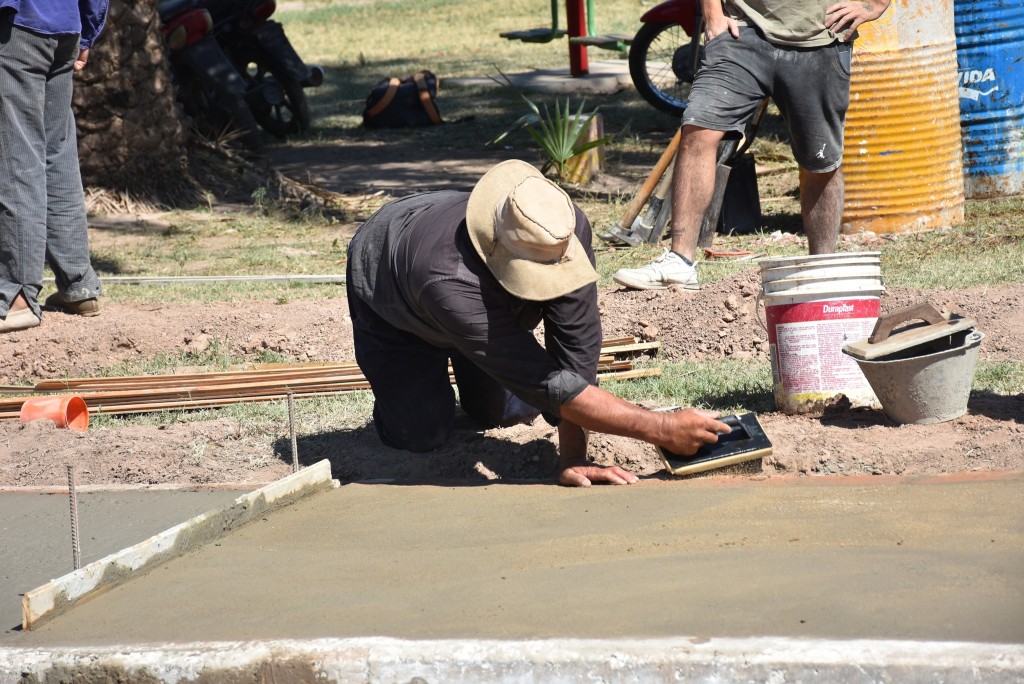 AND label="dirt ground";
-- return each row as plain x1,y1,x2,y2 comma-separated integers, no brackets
2,96,1022,488
3,263,1022,488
